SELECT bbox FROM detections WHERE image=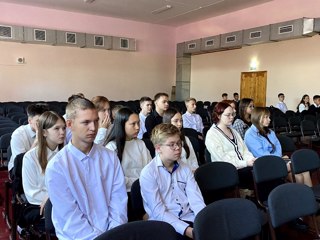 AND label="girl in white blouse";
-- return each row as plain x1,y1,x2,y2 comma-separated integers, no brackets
105,107,152,192
105,107,152,221
22,111,66,222
297,94,310,113
163,108,199,172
